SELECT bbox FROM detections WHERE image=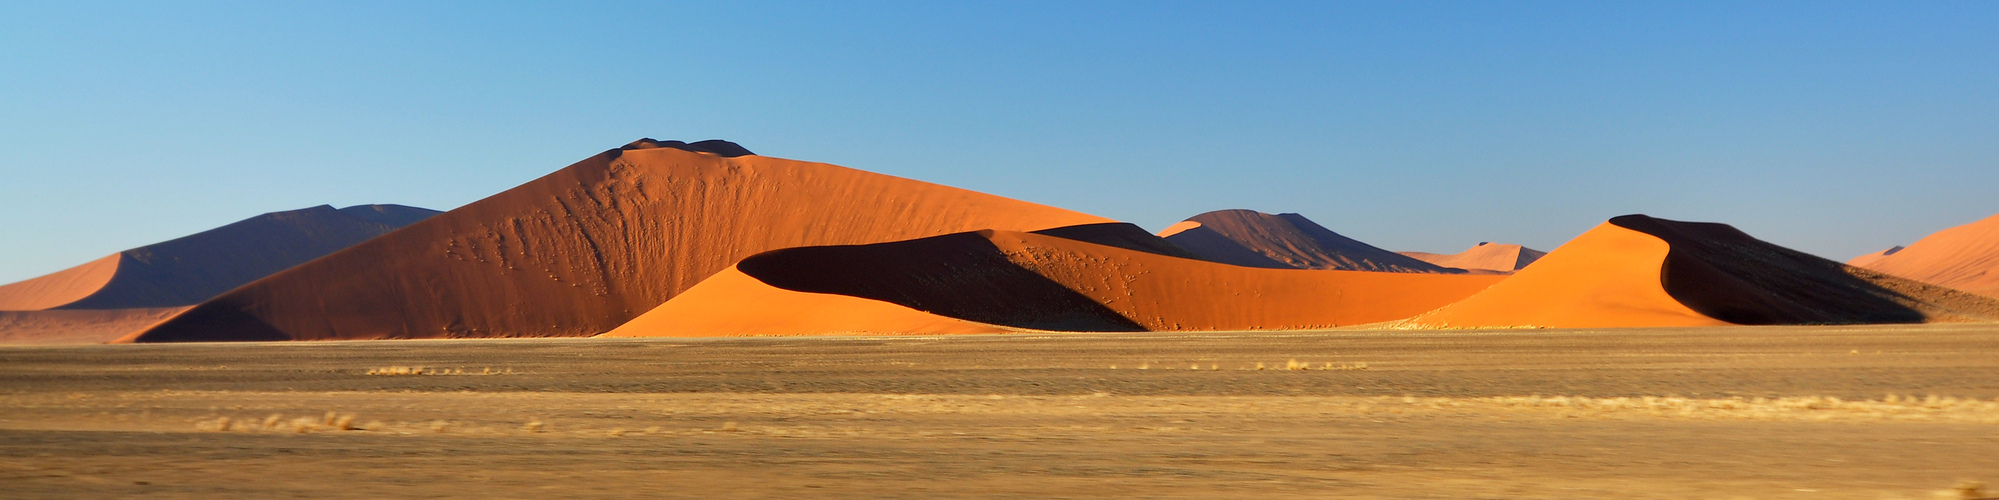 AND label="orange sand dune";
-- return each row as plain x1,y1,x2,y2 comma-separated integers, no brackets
1160,210,1462,273
1399,242,1546,274
606,225,1506,337
131,140,1112,342
1404,215,1999,329
1848,214,1999,298
0,307,189,345
0,205,438,311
